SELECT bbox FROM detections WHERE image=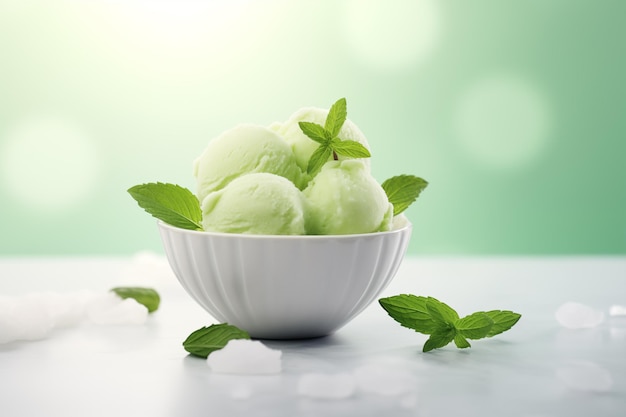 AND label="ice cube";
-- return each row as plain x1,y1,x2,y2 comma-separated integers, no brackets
609,305,626,317
0,316,21,344
0,296,21,344
556,361,613,392
10,295,55,341
297,373,356,399
32,292,85,328
555,302,604,329
353,363,418,396
0,293,83,344
609,327,626,340
206,339,281,374
0,290,151,344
